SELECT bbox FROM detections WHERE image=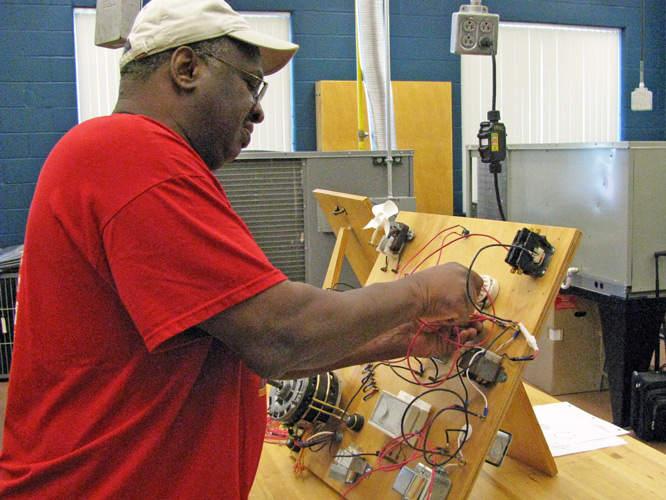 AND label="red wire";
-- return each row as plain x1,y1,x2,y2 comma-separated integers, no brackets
401,234,469,277
339,430,433,499
404,322,461,388
401,232,507,279
264,416,289,444
398,225,464,278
